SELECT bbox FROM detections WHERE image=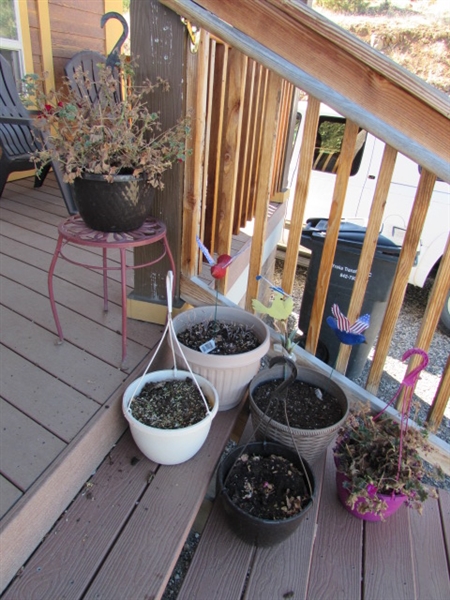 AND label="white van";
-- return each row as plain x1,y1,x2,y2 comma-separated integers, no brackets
286,102,450,332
